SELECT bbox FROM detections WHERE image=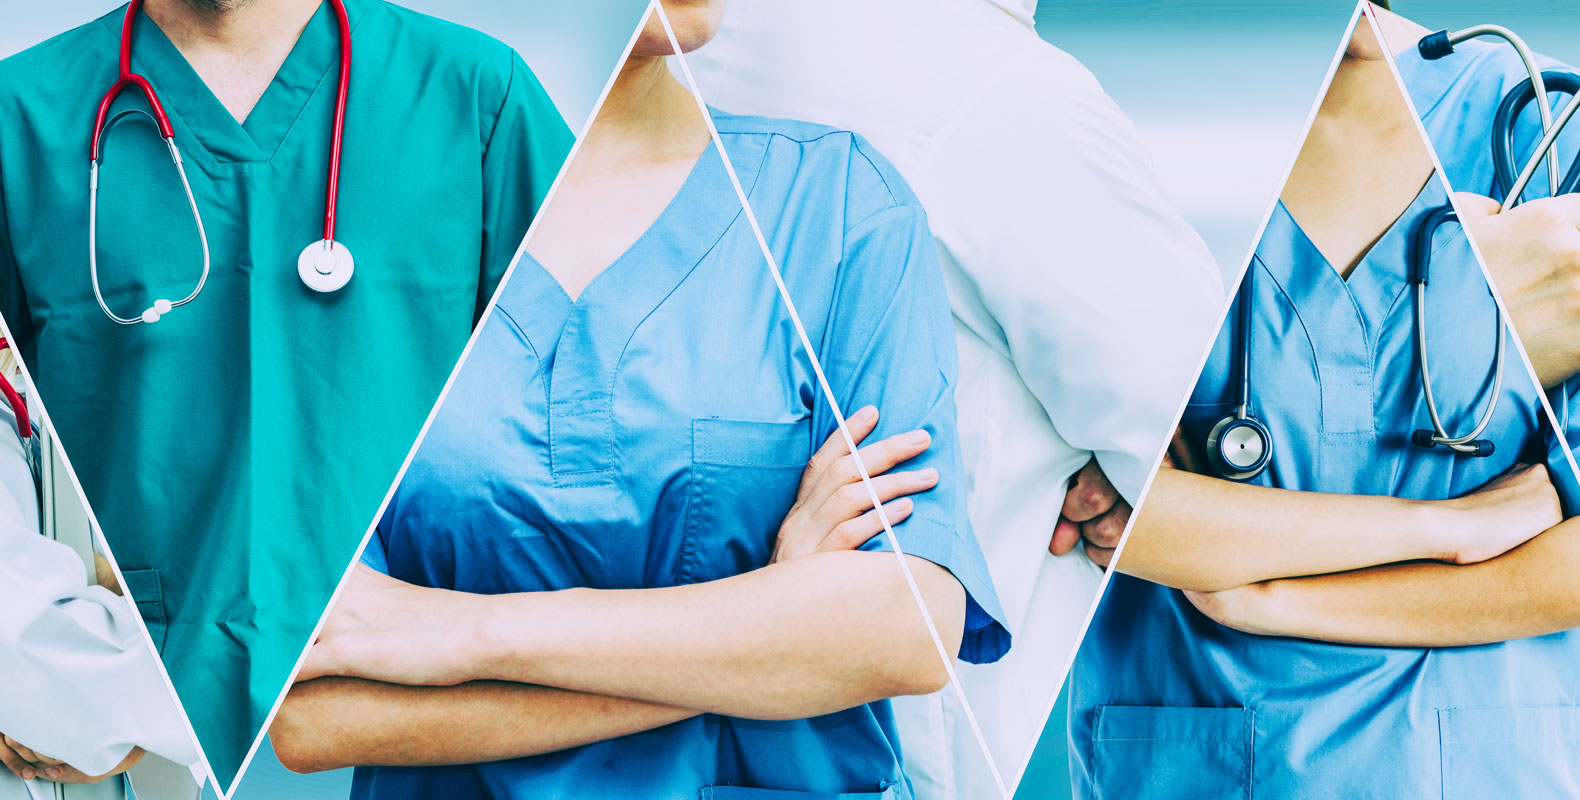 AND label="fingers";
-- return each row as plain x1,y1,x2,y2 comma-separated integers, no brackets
803,428,931,513
1049,517,1082,556
1083,540,1115,570
1082,500,1133,551
1452,191,1503,219
799,406,879,501
817,498,916,553
813,467,937,531
1062,459,1120,523
0,737,33,781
